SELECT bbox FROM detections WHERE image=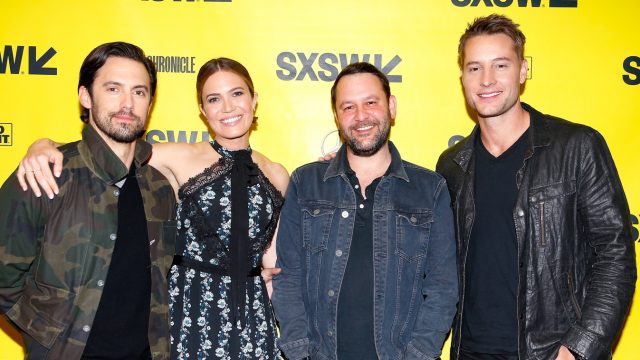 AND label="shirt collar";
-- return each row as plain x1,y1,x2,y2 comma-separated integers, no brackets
323,140,409,182
78,124,152,185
